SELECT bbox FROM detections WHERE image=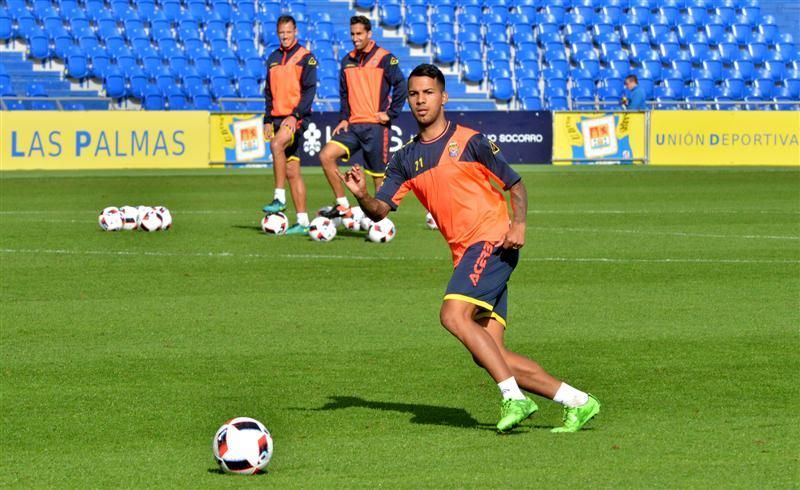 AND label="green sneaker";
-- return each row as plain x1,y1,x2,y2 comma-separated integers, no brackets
262,199,286,213
497,397,538,433
551,395,600,433
284,223,309,235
